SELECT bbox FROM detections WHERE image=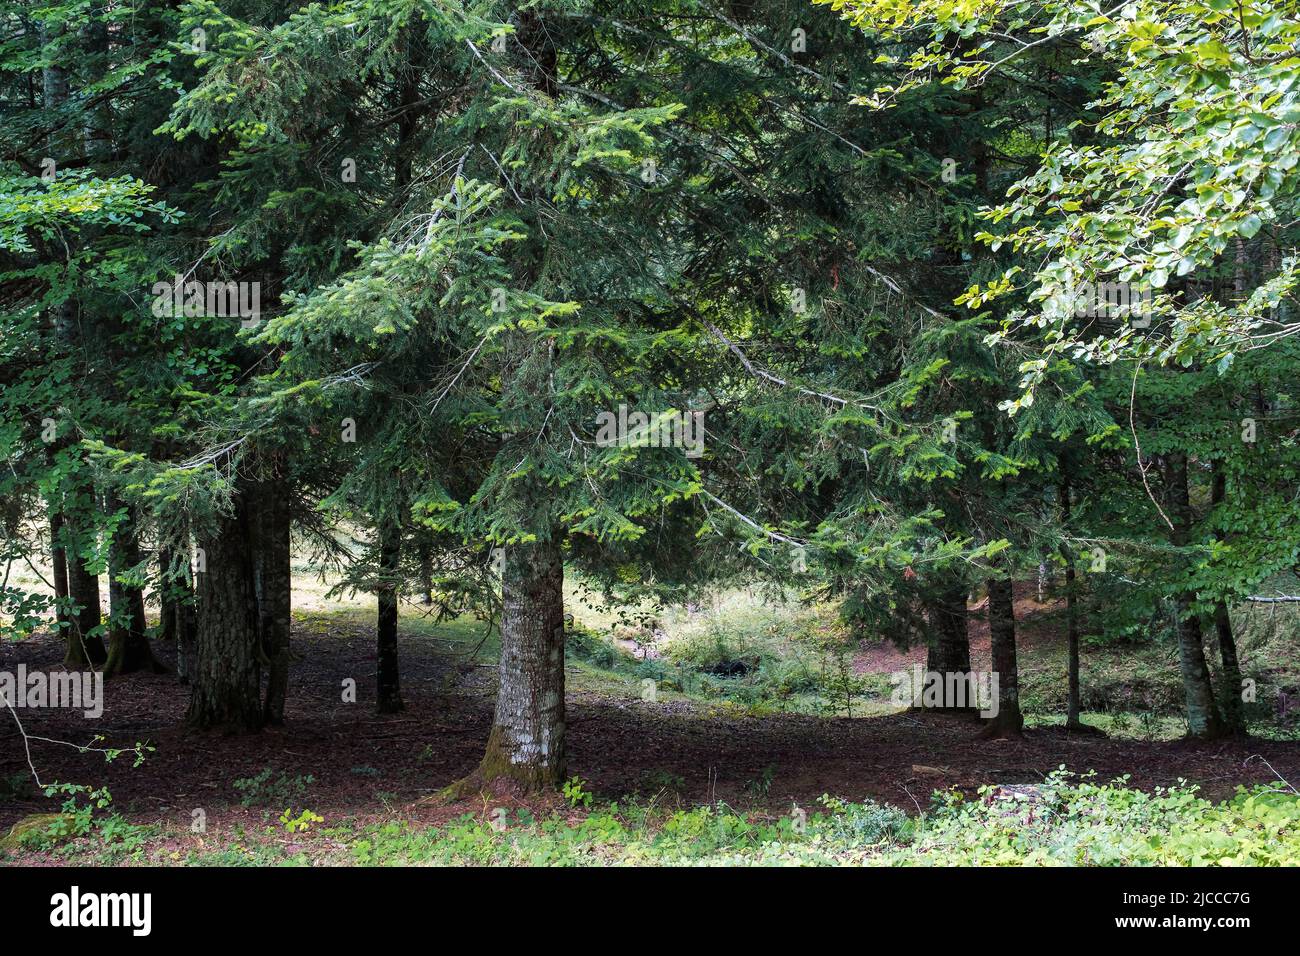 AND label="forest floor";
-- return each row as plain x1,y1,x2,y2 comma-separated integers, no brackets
2,581,1298,864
